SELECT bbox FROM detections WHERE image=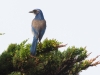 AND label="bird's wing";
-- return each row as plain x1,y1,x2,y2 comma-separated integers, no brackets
31,20,39,38
38,20,46,42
